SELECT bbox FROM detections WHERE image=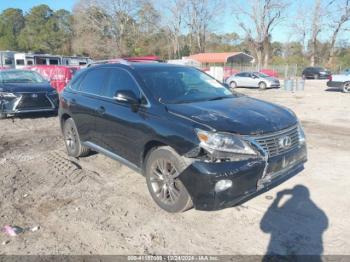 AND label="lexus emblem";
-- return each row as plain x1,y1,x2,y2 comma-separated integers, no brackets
279,136,292,149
